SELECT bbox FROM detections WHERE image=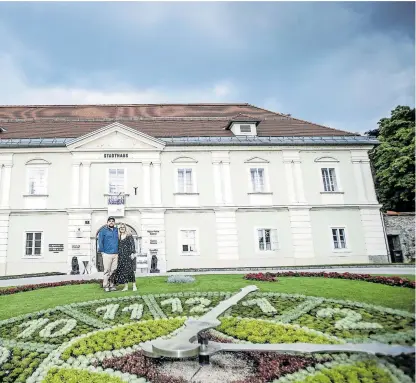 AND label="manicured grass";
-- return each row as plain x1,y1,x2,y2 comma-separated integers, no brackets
0,275,414,320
